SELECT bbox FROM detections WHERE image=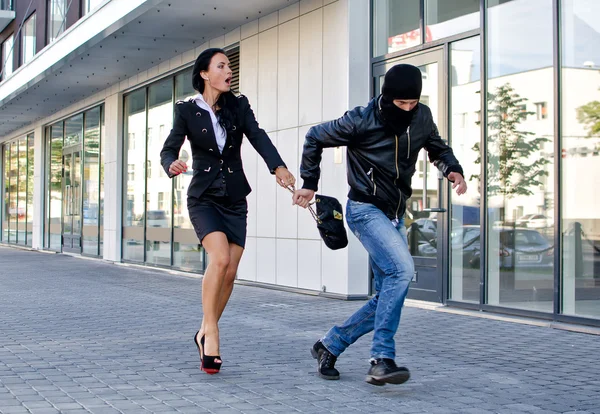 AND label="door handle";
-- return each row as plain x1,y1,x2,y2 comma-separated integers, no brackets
423,170,447,213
